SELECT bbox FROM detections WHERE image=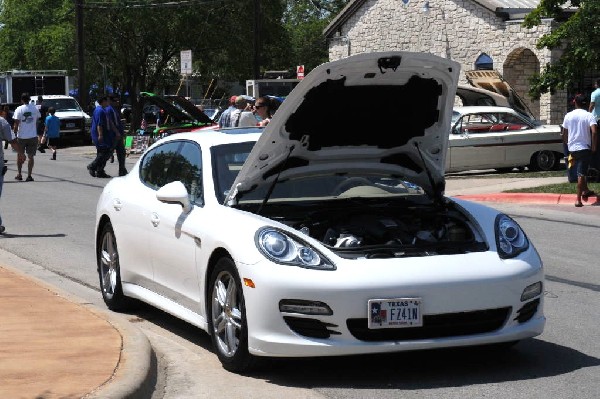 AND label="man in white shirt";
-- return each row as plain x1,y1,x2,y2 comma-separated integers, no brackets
563,94,598,207
12,92,41,182
0,110,20,233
